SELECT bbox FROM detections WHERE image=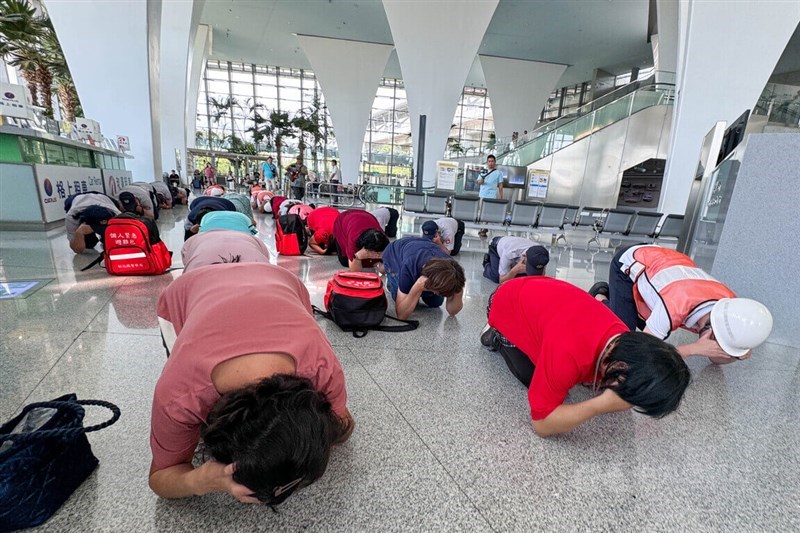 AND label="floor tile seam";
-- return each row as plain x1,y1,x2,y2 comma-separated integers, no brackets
347,348,499,532
82,329,161,338
10,283,120,414
11,332,84,416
